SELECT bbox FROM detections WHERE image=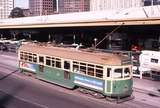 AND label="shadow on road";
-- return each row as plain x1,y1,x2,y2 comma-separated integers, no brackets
0,84,25,108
